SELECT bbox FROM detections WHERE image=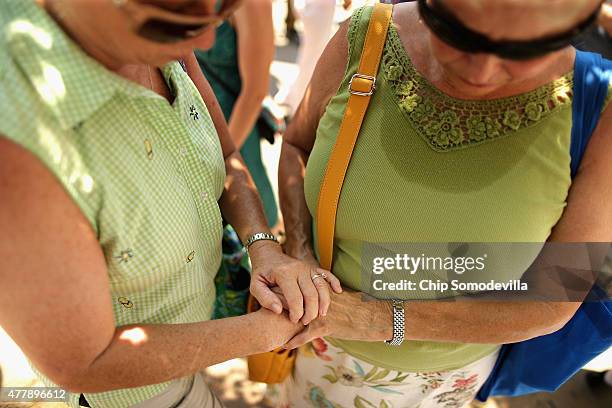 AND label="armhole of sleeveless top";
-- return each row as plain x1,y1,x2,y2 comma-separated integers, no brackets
323,6,375,106
346,6,372,70
0,130,100,236
0,77,100,236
